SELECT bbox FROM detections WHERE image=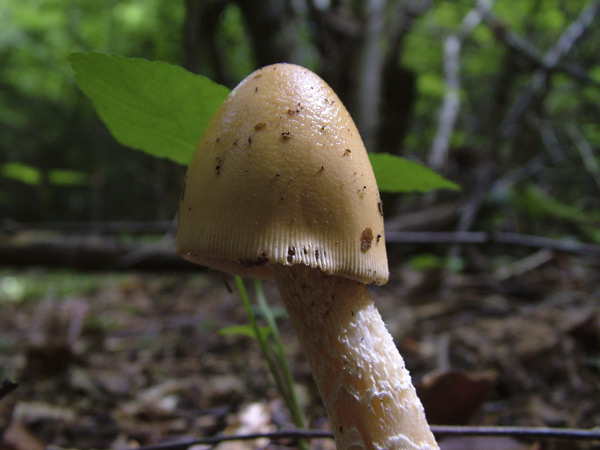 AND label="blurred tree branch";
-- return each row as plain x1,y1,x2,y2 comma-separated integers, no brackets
429,0,494,171
378,0,434,154
0,232,194,271
497,0,600,140
2,227,599,273
567,124,600,190
481,11,600,86
183,0,230,82
235,0,300,67
440,0,600,287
